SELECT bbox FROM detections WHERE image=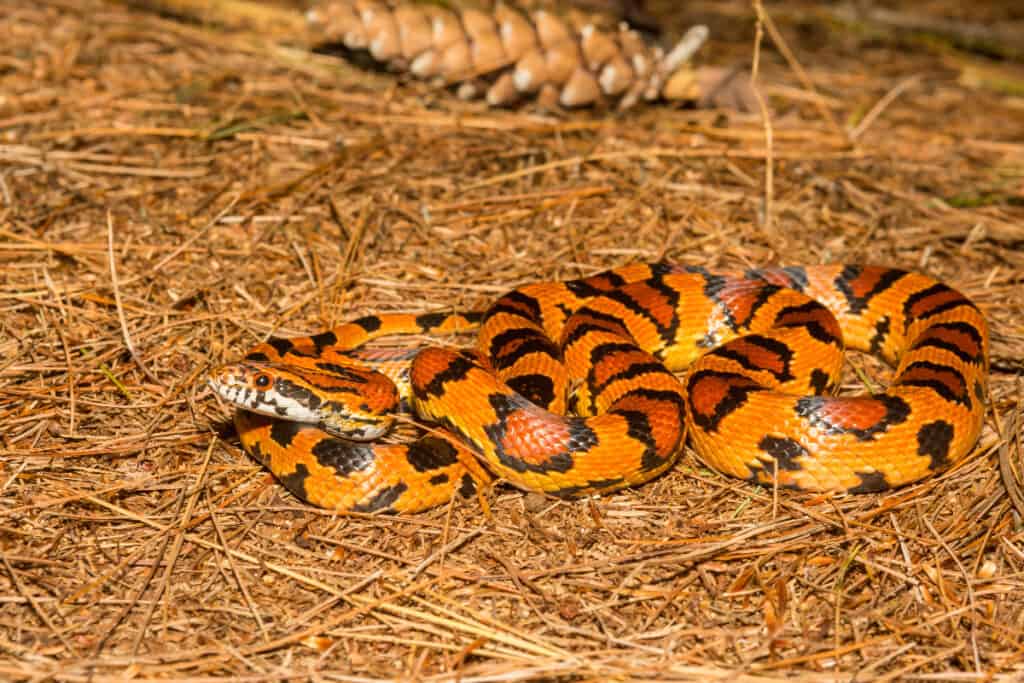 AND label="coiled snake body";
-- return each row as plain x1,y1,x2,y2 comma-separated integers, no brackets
209,264,989,513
